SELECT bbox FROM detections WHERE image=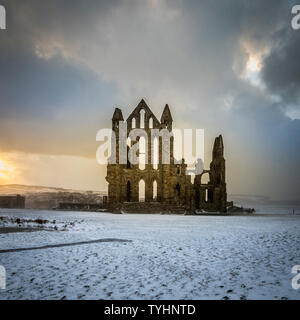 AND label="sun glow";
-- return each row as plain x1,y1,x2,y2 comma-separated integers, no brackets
242,54,264,88
0,158,16,180
246,56,261,72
